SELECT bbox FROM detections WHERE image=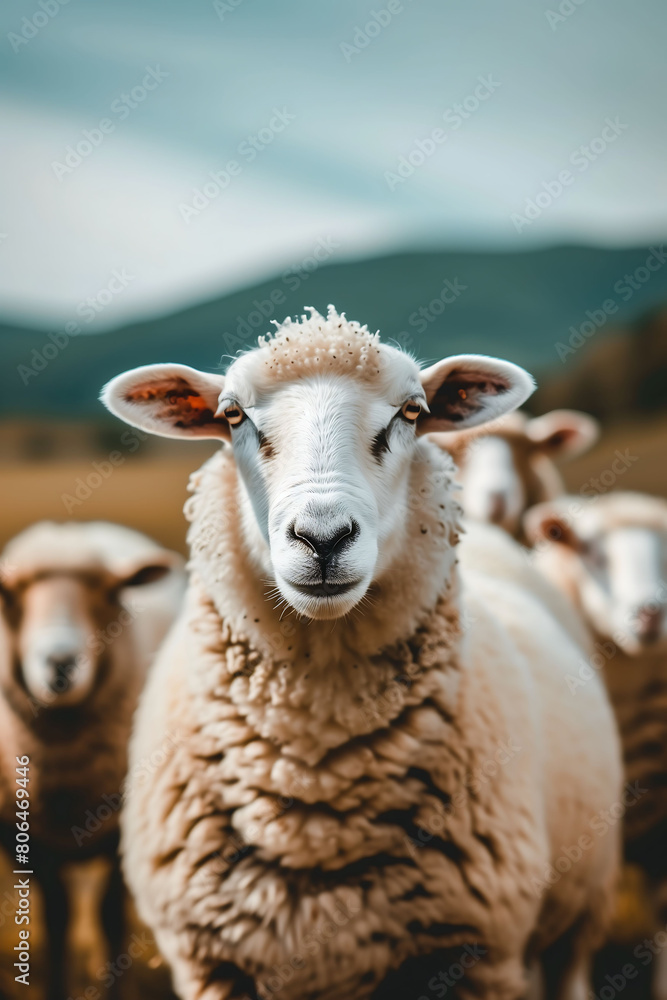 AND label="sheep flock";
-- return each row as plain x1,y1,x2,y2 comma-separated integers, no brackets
0,305,663,1000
